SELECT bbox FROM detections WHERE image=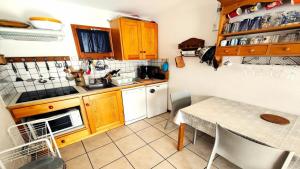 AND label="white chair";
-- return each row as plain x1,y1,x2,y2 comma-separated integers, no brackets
164,91,198,144
206,124,295,169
